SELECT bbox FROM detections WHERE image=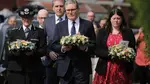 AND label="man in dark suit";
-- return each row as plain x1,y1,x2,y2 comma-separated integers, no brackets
43,0,66,84
50,0,96,84
5,5,46,84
